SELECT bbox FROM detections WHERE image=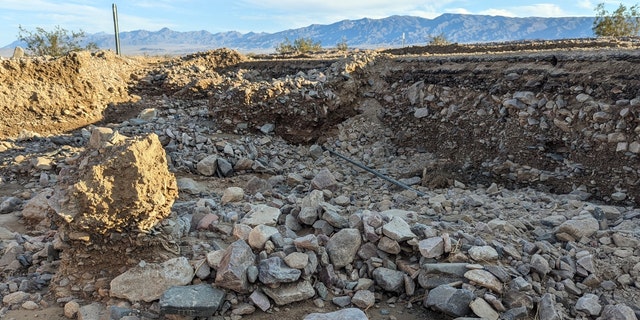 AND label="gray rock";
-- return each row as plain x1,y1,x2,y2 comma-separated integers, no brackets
294,234,320,252
177,177,206,195
221,187,244,204
245,176,271,195
0,197,22,214
575,293,602,316
159,284,225,317
311,168,338,191
377,236,401,254
308,145,324,160
326,228,361,268
557,217,599,239
284,252,309,269
249,290,271,311
110,257,194,302
299,207,319,225
419,237,444,258
425,285,474,317
373,267,404,292
303,308,368,320
248,224,279,250
530,254,551,276
332,296,352,307
215,239,256,293
468,245,499,261
470,297,500,320
78,302,106,320
538,293,562,320
216,158,233,177
258,257,301,284
382,216,416,241
320,202,349,228
240,204,281,227
352,290,375,308
260,123,275,134
196,155,218,176
262,280,315,305
422,263,469,277
464,269,503,294
599,304,637,320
